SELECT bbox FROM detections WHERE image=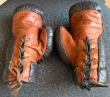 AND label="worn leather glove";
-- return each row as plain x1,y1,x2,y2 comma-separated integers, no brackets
3,4,53,94
55,1,109,90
